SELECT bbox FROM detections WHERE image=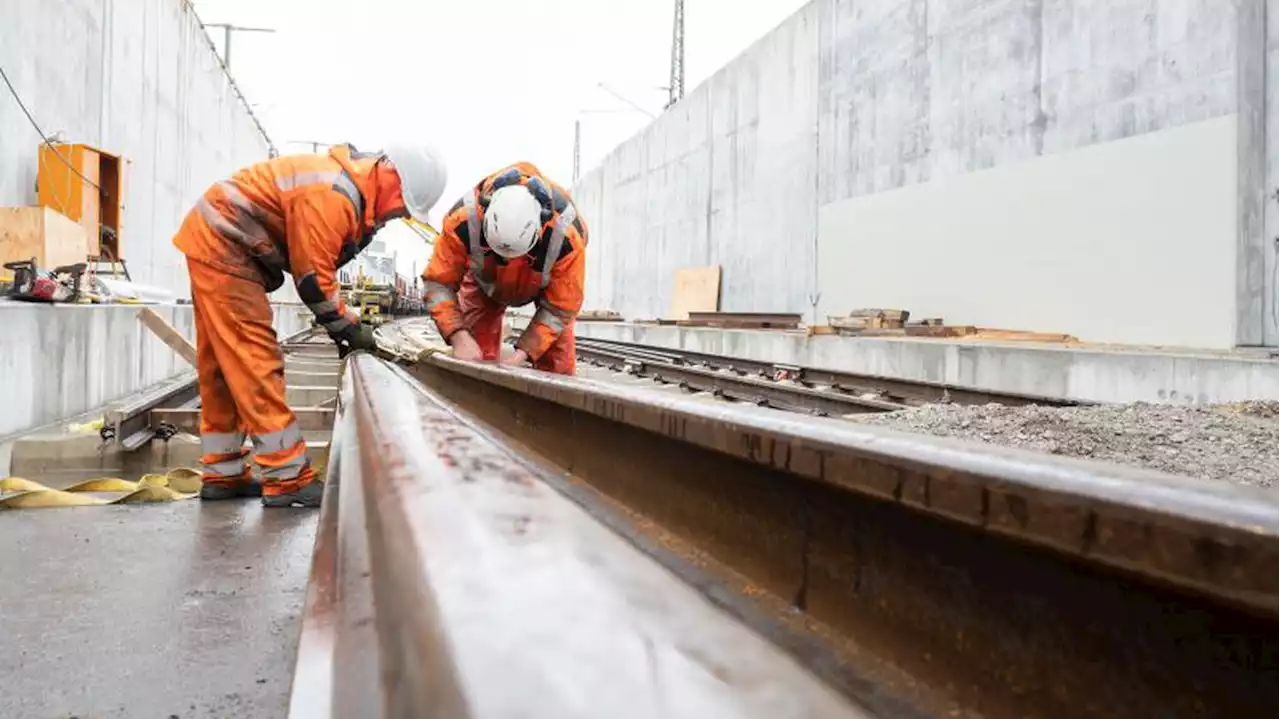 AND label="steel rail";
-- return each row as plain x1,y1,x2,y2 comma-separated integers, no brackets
578,343,906,415
400,352,1276,719
100,370,200,449
575,336,1088,408
289,354,868,718
97,324,330,449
